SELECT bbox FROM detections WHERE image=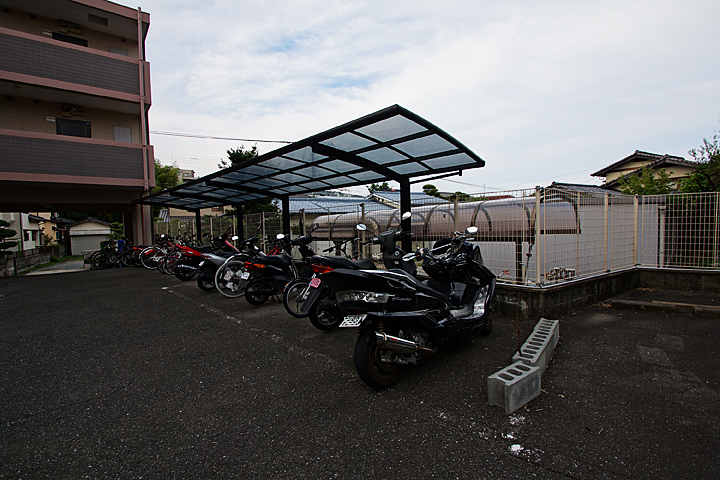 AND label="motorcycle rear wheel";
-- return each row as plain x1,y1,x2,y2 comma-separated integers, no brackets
174,258,197,281
308,290,342,330
354,329,402,389
245,290,269,305
283,278,310,318
197,270,216,291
